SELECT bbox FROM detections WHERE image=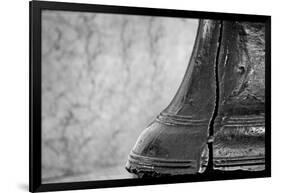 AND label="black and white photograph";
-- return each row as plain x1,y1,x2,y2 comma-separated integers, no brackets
29,1,271,192
4,0,281,193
